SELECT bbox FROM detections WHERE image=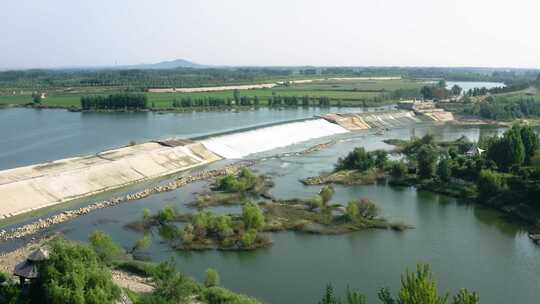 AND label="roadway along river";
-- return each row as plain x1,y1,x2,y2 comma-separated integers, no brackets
0,107,539,303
